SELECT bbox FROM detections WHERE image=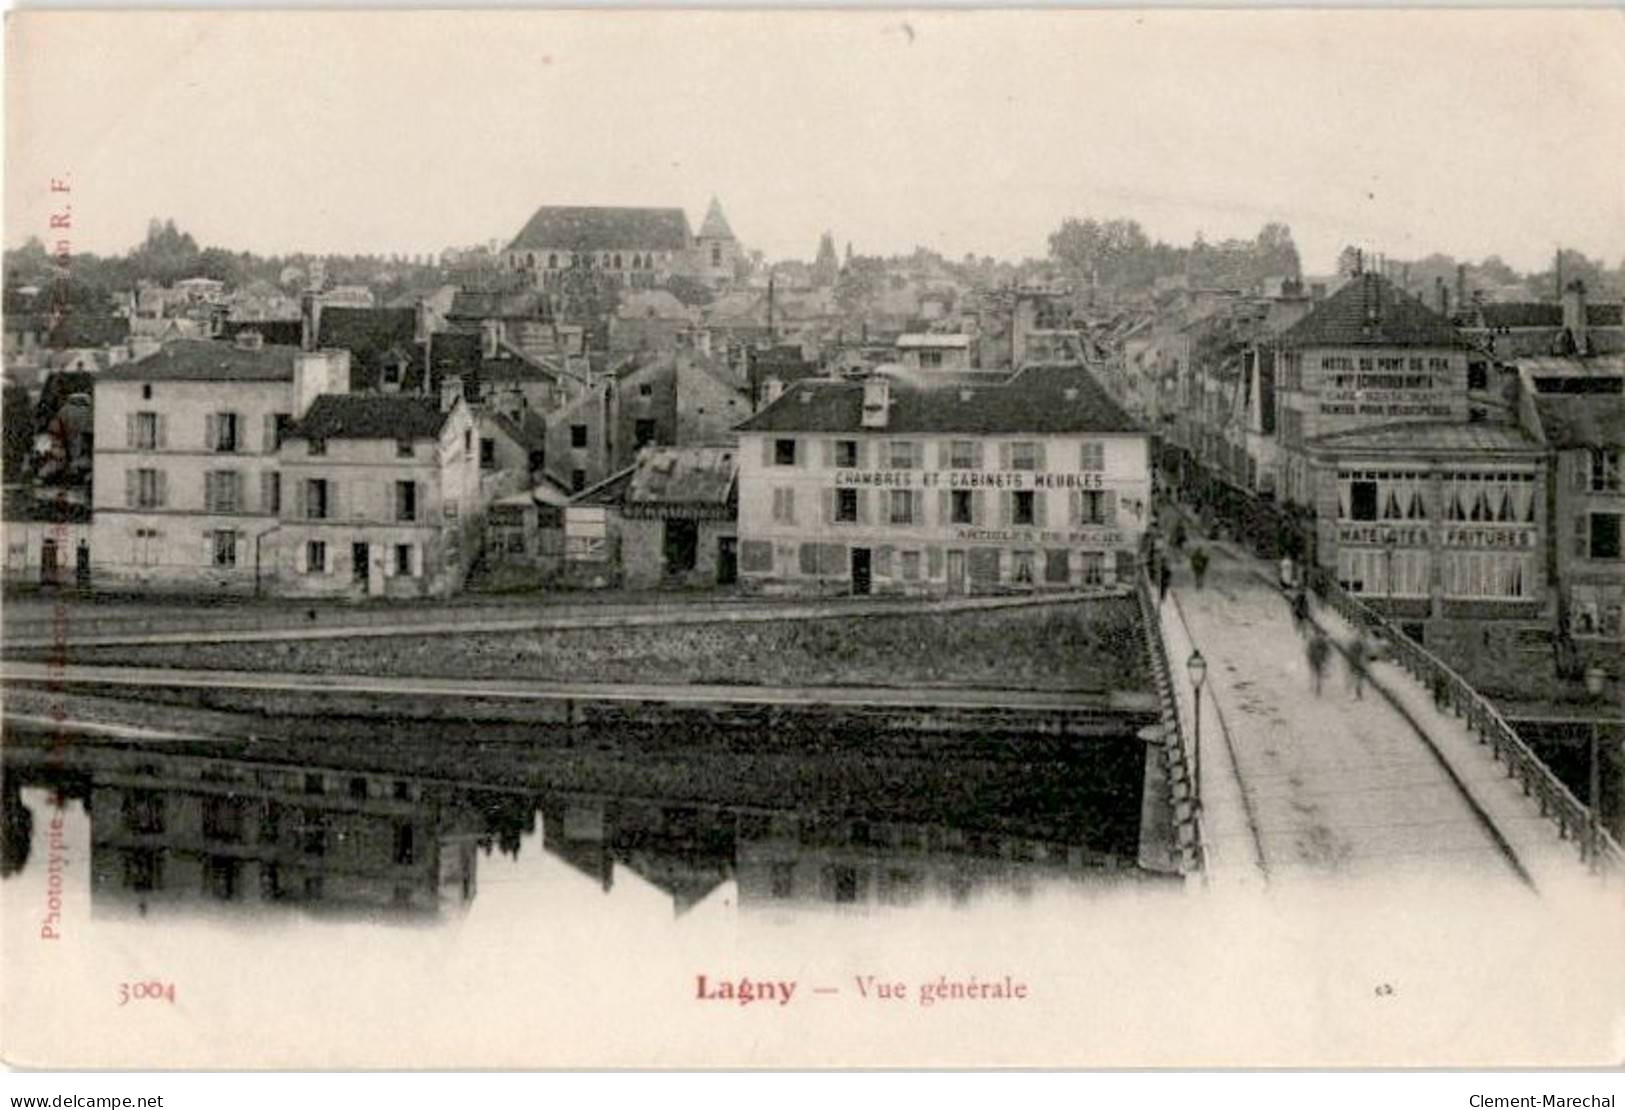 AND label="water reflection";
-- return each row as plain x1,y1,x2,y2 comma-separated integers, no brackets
3,728,1151,924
